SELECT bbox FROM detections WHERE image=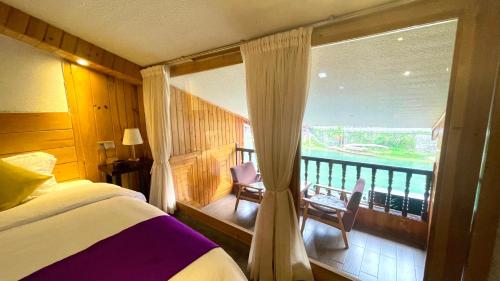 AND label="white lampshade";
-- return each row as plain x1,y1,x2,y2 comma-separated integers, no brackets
122,128,143,145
